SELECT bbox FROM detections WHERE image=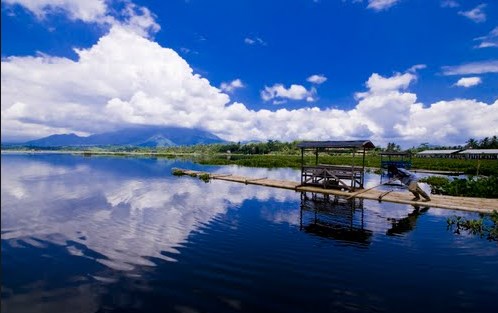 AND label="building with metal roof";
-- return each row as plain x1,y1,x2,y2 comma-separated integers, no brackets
458,149,498,159
416,149,461,158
